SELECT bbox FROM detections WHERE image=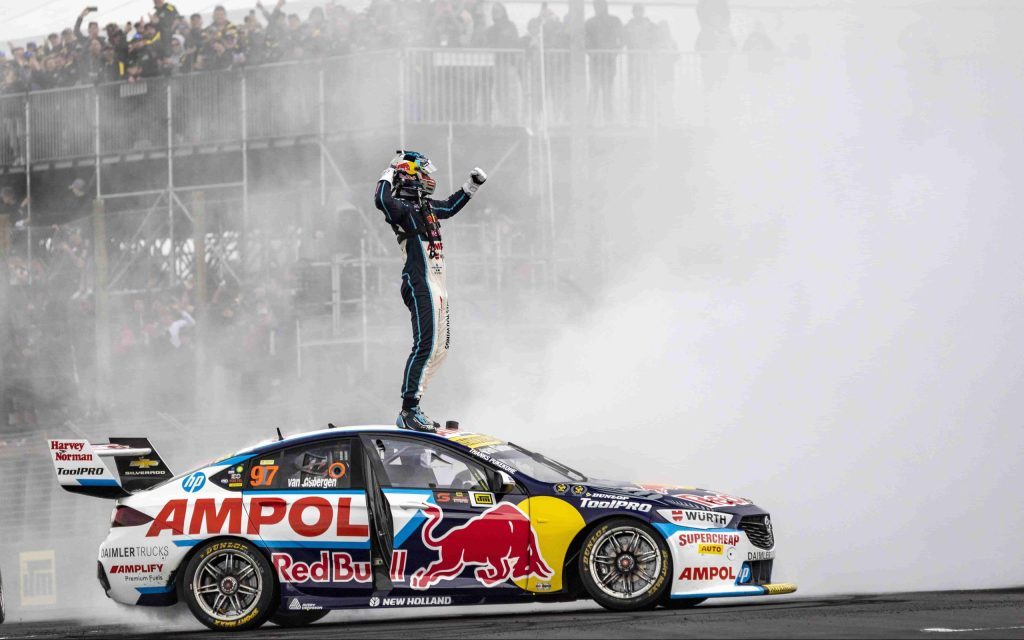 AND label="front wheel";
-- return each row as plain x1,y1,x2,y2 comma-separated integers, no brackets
579,518,671,611
180,539,275,631
269,609,330,627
